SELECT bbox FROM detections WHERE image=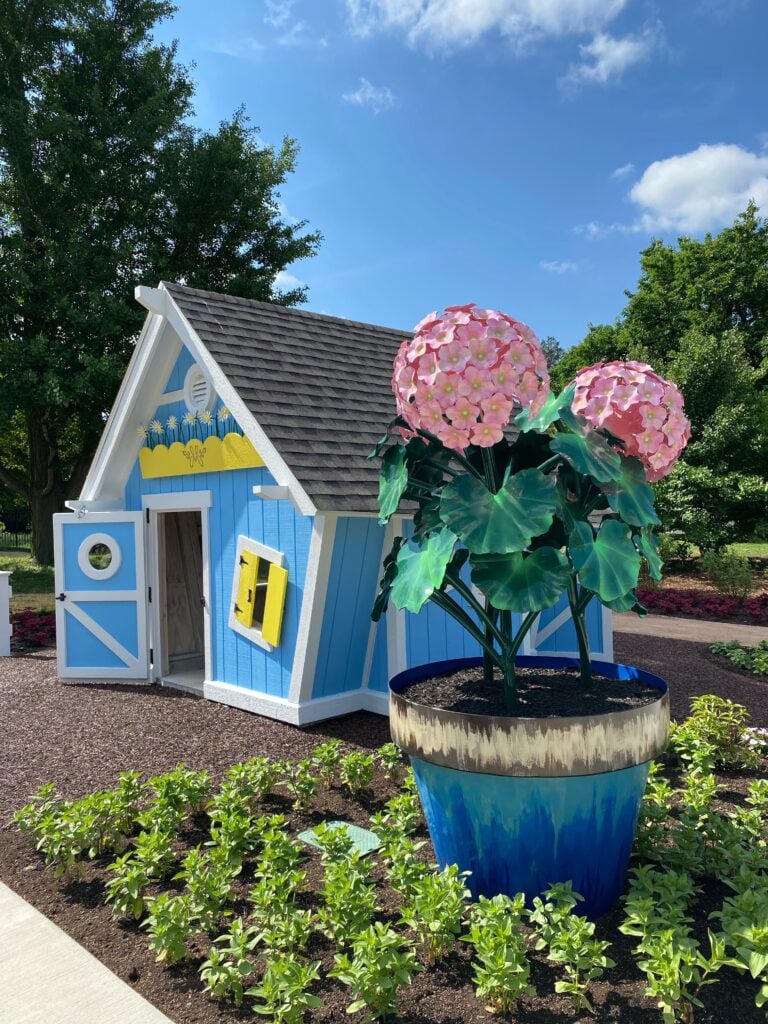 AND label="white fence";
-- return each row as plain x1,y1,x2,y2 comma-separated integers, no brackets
0,571,11,656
